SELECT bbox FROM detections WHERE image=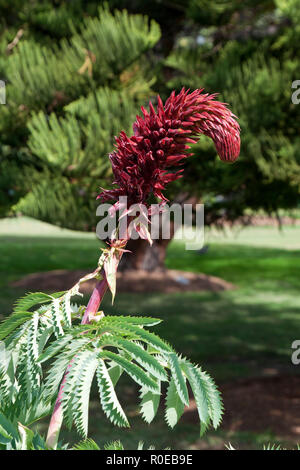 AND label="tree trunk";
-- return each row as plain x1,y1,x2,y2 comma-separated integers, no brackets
118,236,172,272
